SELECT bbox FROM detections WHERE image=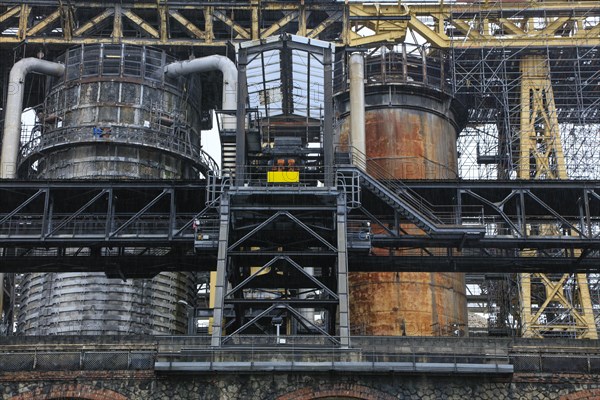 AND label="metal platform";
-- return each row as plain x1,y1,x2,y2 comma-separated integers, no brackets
1,177,600,275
